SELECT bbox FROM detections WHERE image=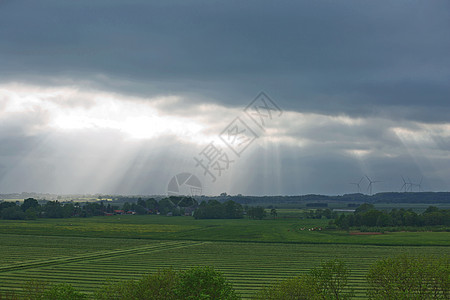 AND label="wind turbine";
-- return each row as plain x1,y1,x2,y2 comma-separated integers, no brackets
349,177,365,193
407,177,414,192
411,176,423,192
400,176,412,192
365,175,381,195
